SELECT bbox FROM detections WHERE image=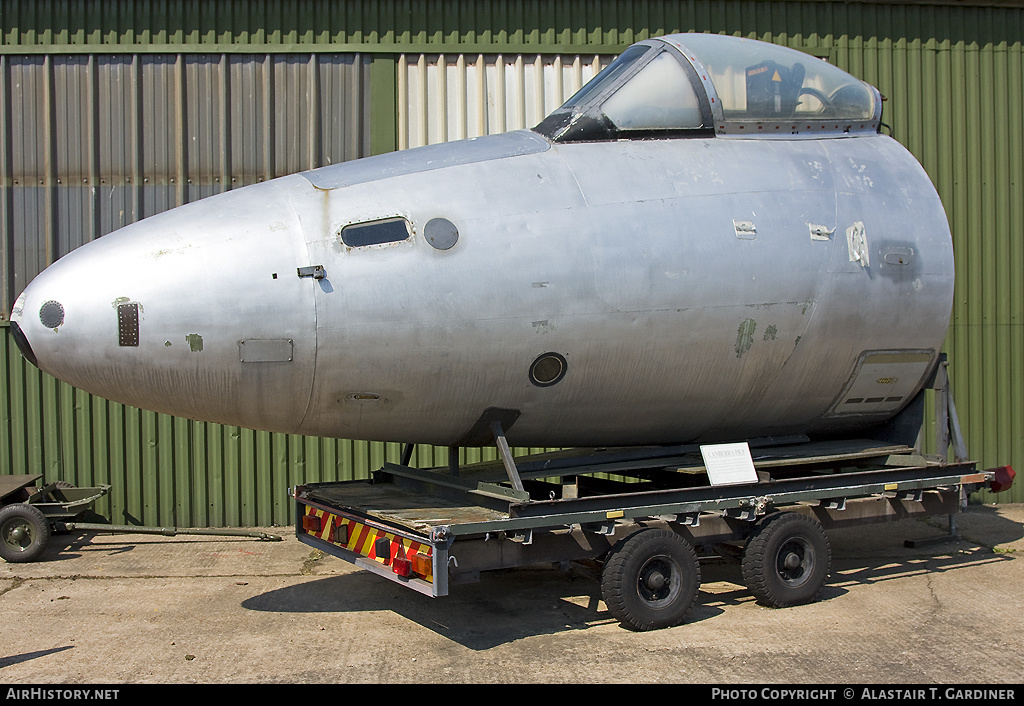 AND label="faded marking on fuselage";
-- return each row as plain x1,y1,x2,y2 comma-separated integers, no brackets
185,333,204,352
847,222,870,266
763,324,778,341
151,244,192,258
733,219,756,240
744,301,812,311
735,318,757,358
111,297,143,314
